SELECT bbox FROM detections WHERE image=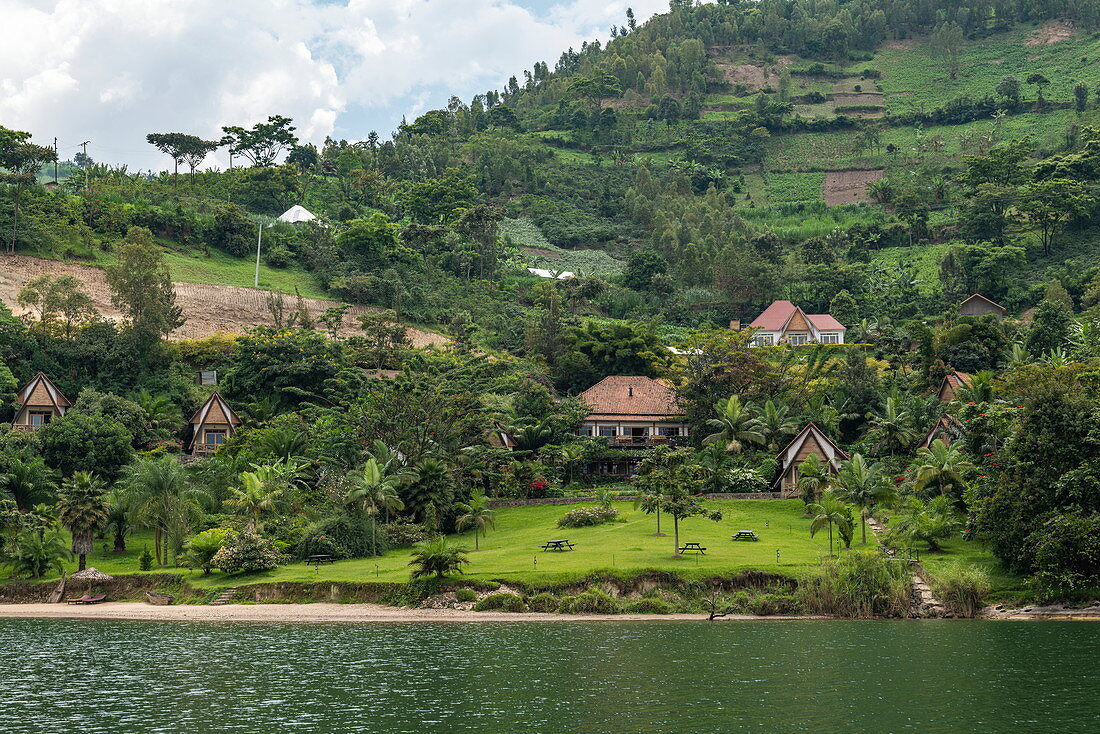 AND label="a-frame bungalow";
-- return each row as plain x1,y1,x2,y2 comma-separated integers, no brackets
918,414,966,450
12,372,70,431
937,371,972,402
959,293,1006,320
774,423,849,497
188,392,242,456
